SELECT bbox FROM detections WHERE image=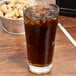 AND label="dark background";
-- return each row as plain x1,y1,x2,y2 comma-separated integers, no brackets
56,0,76,17
56,0,76,9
